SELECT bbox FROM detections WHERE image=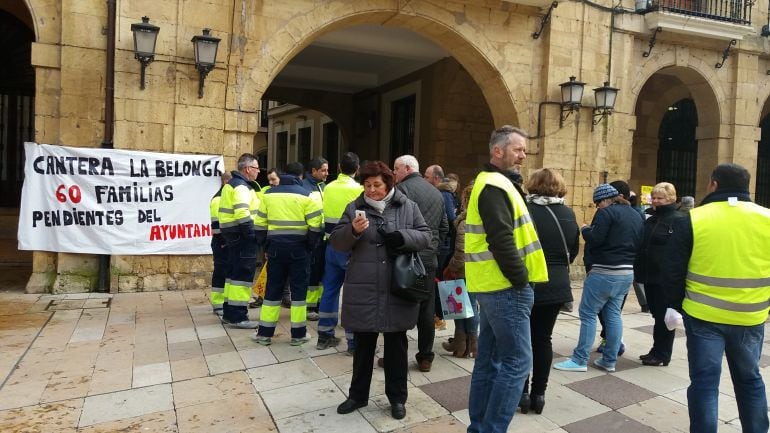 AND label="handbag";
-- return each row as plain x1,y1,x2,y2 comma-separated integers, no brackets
390,252,431,302
438,279,474,320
